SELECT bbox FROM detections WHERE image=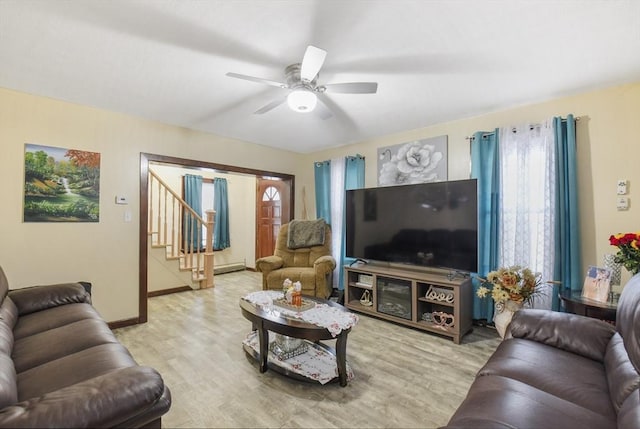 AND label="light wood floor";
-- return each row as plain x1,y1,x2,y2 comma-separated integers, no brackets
114,270,500,428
